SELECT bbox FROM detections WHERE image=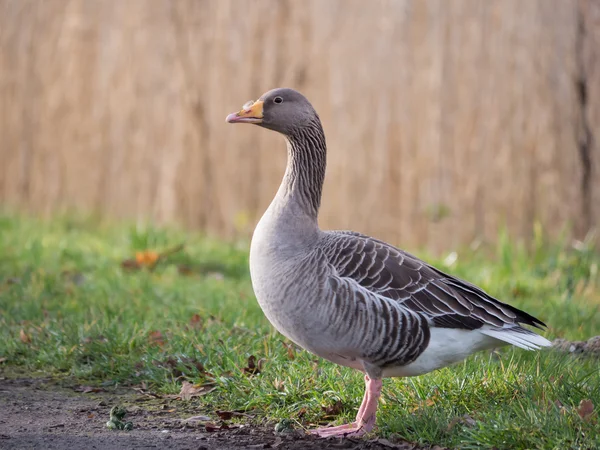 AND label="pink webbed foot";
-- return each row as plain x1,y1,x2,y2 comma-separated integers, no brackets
309,417,375,438
309,375,382,438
